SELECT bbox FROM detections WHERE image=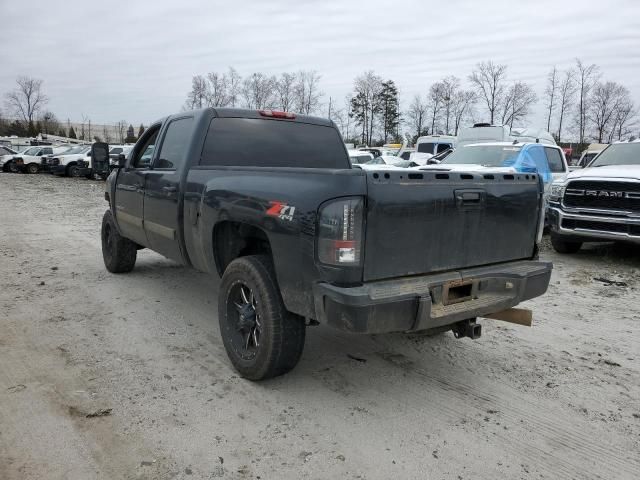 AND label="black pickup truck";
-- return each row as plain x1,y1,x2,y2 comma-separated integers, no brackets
102,108,552,380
